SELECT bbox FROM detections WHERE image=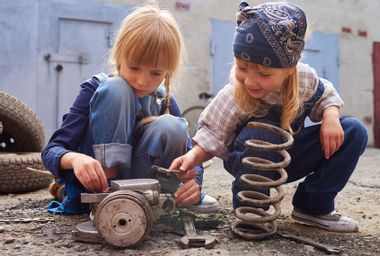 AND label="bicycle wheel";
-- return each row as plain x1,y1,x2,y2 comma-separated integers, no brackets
183,106,205,137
